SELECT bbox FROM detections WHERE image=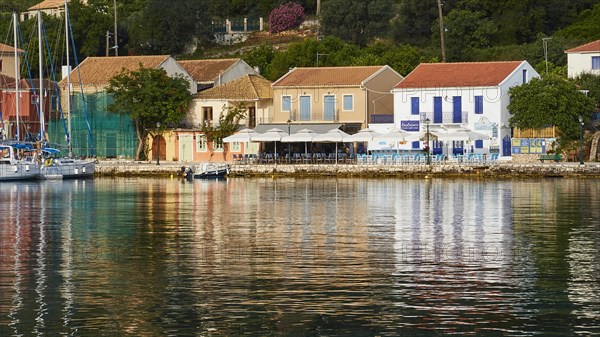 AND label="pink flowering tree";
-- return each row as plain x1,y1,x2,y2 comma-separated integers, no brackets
268,2,305,34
